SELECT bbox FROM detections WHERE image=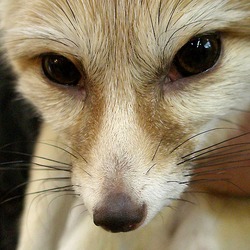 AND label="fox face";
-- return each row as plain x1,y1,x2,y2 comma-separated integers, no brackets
1,0,250,233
